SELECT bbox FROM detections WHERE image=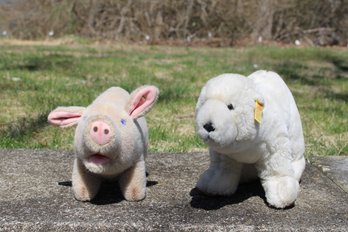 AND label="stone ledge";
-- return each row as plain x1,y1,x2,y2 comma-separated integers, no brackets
0,149,347,231
309,155,348,193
